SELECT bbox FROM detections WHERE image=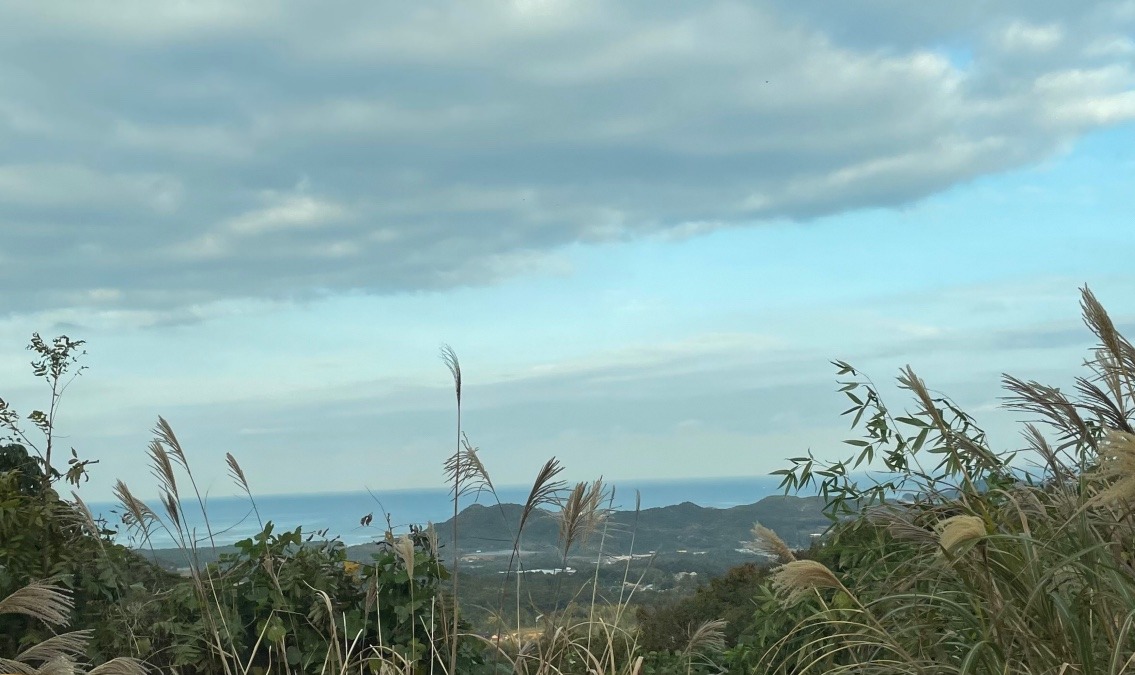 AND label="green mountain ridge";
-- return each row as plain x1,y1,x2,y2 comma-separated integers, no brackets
430,493,829,555
138,493,828,571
